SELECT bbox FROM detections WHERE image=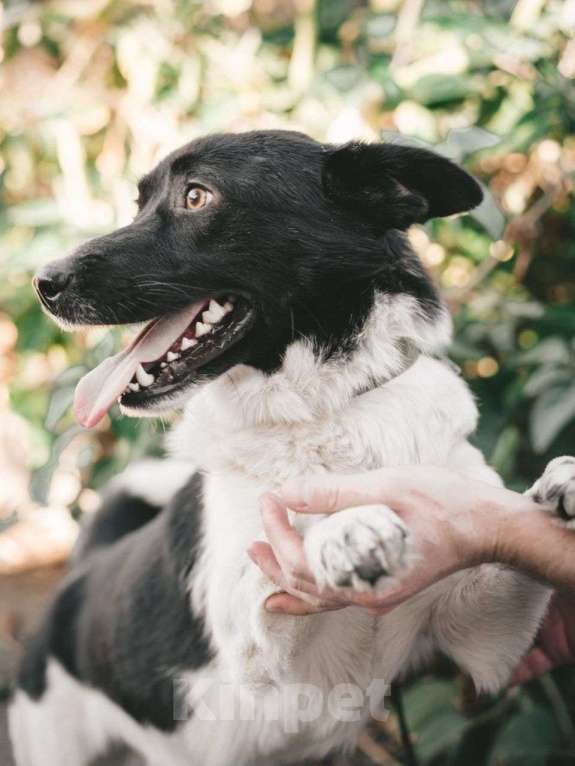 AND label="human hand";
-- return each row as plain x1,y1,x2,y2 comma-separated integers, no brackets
512,591,575,684
249,466,534,616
